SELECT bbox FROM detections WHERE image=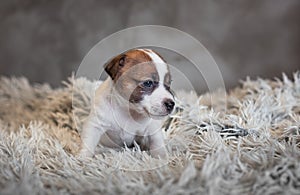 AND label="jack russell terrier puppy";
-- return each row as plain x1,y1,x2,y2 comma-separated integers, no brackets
79,48,175,159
